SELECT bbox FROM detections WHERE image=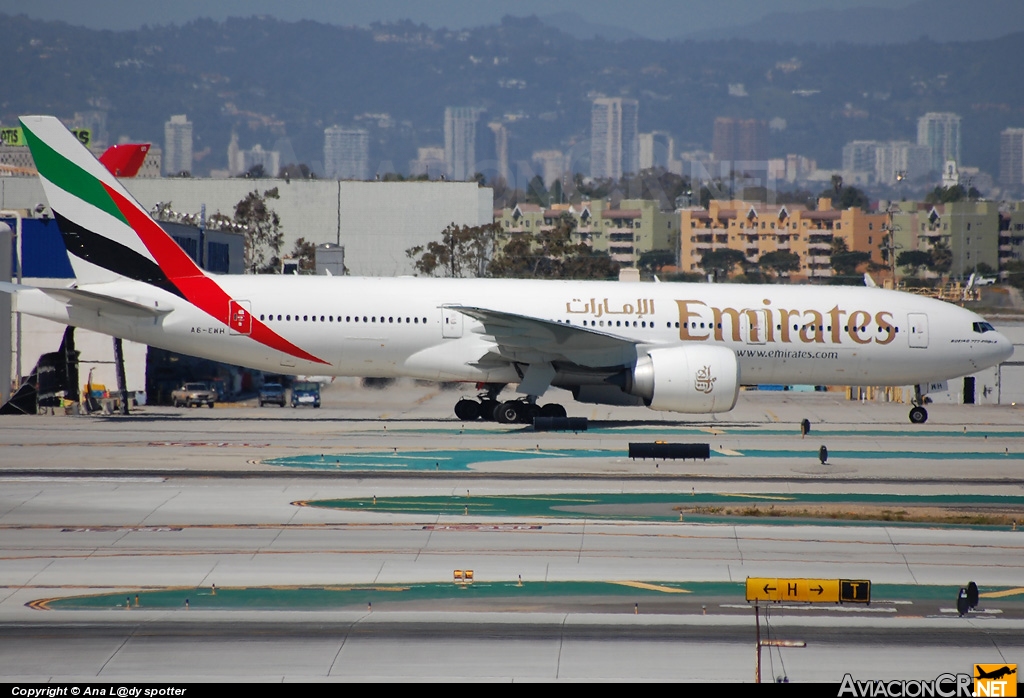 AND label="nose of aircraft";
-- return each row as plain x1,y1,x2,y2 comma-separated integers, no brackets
993,330,1015,364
